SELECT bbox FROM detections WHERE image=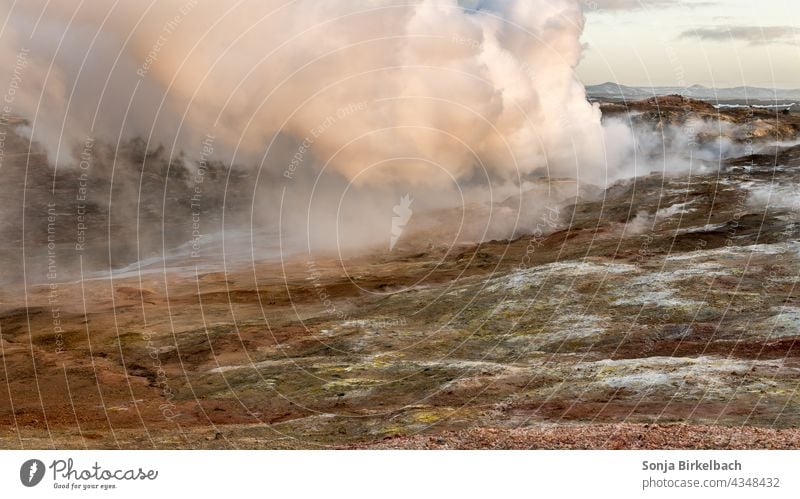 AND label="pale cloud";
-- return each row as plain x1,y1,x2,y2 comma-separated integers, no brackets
586,0,713,12
680,25,799,45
